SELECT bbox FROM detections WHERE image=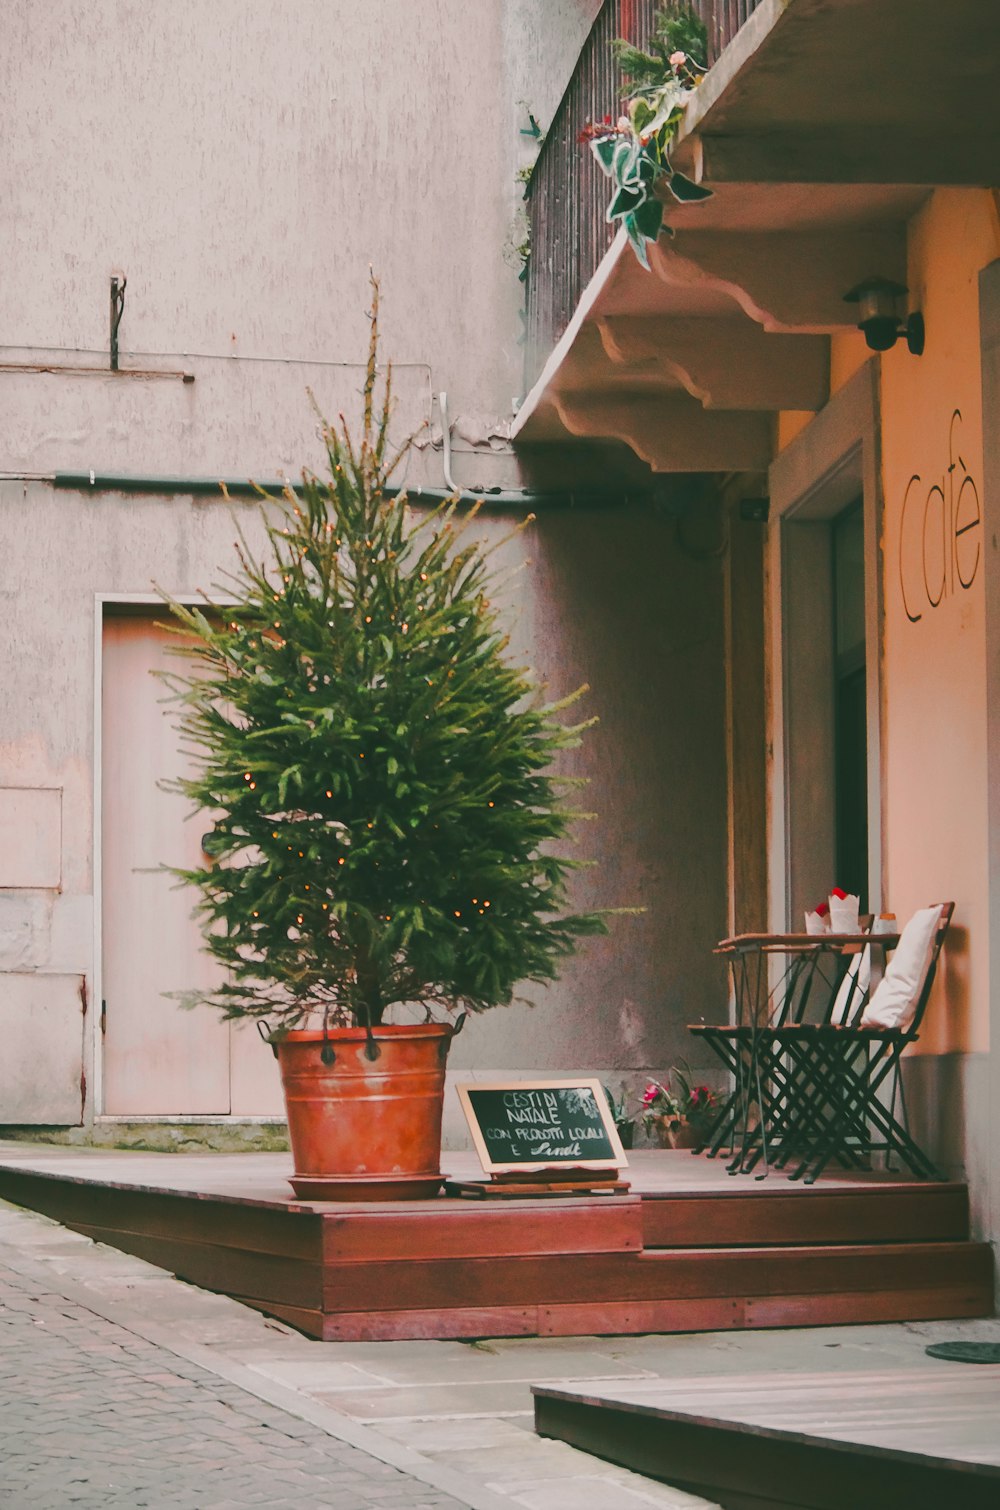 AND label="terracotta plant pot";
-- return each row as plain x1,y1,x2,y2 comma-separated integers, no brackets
274,1022,455,1200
